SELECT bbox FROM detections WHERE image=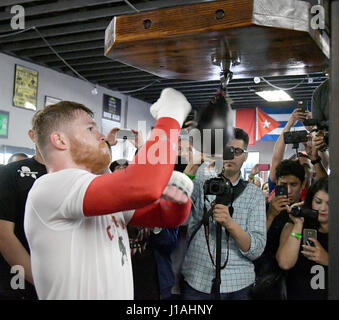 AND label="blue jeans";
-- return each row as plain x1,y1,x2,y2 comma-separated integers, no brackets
182,281,252,300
